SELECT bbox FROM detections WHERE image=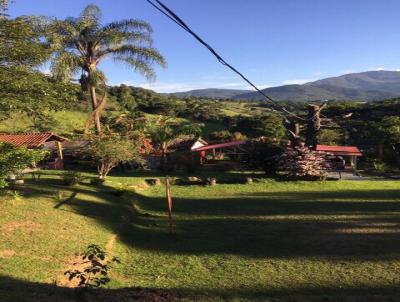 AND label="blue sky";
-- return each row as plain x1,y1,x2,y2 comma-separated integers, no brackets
10,0,400,92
